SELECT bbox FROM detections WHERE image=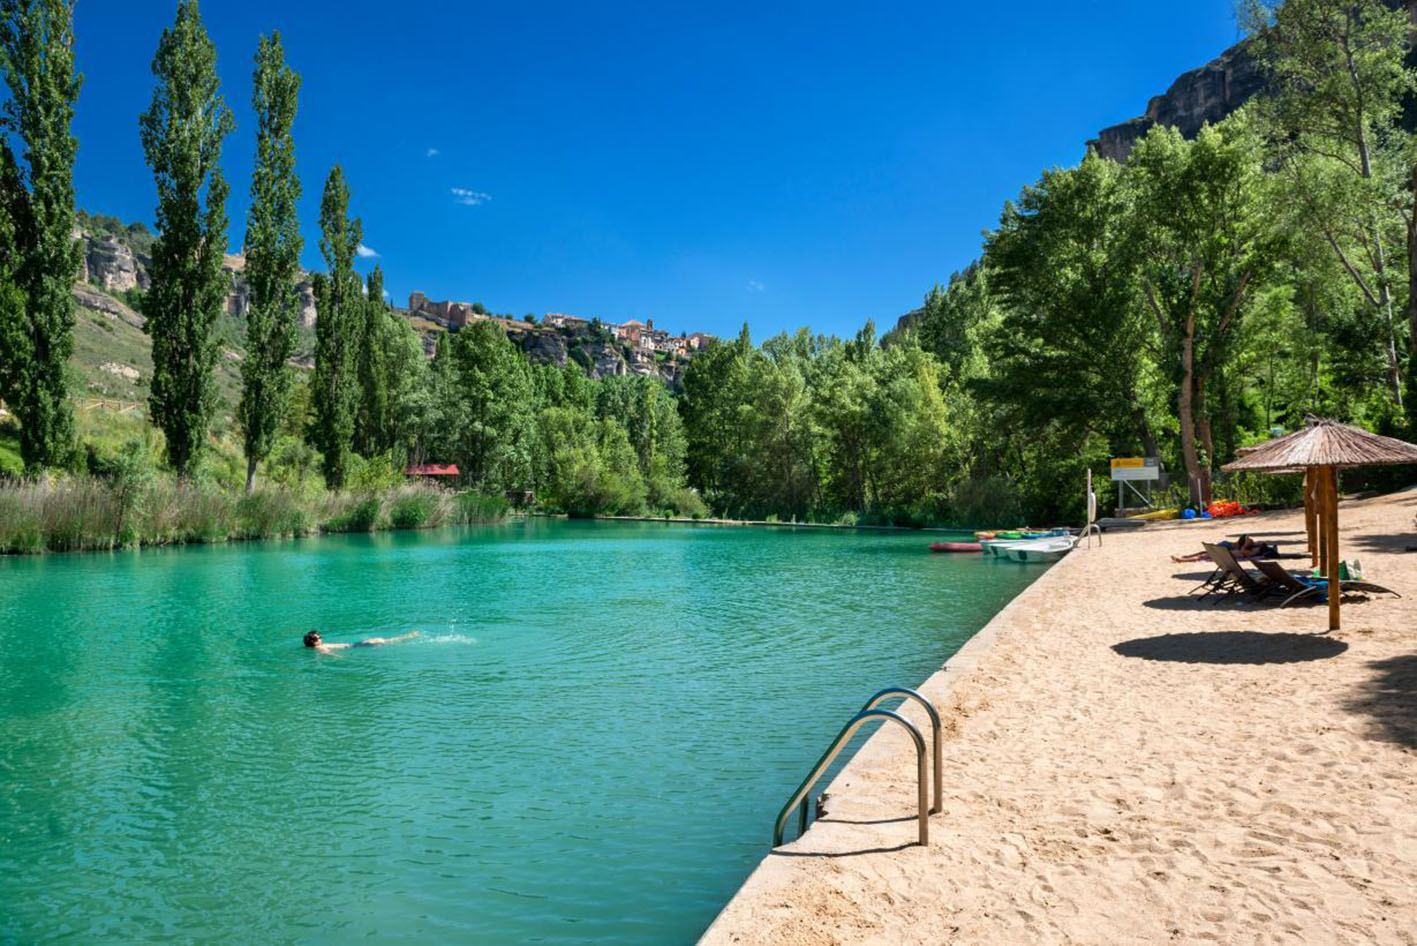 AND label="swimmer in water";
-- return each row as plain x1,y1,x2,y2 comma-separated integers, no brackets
303,630,420,655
